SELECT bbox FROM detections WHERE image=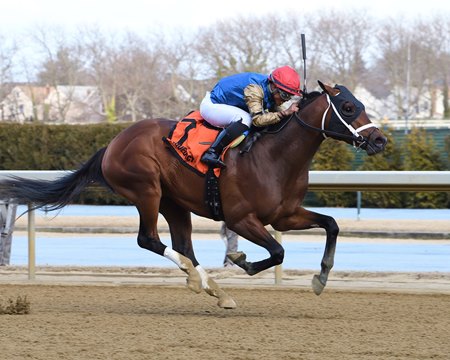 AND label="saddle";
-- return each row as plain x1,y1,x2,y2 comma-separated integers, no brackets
163,111,223,177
